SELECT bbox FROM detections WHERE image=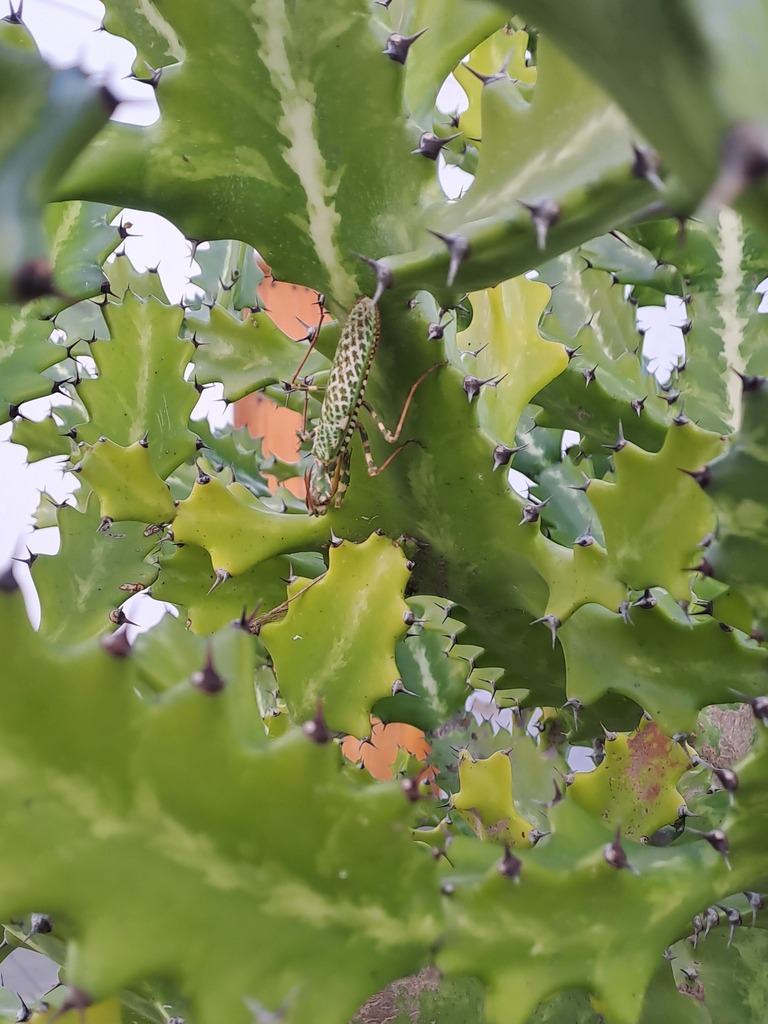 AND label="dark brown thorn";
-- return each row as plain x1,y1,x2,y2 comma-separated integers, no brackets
631,396,646,416
602,421,626,452
680,465,711,488
303,701,332,743
520,199,561,249
582,366,597,387
631,145,664,190
492,442,526,471
603,828,639,874
383,27,428,64
705,121,768,207
191,646,226,695
632,589,657,610
498,845,522,881
353,252,392,304
412,131,461,160
427,228,470,288
519,496,550,526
